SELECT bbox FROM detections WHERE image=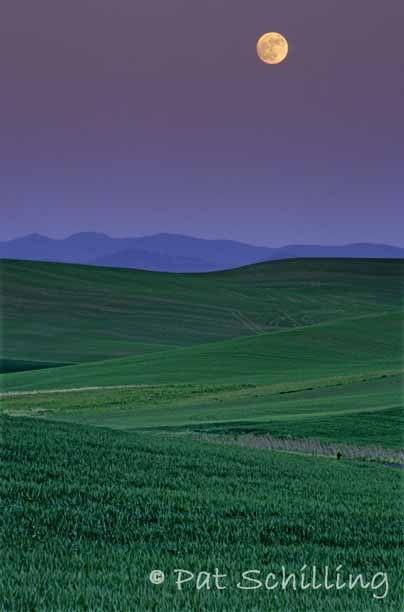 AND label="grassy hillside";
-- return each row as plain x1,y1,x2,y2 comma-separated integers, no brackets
2,257,403,611
2,311,402,391
1,257,403,363
1,417,402,611
3,374,403,451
